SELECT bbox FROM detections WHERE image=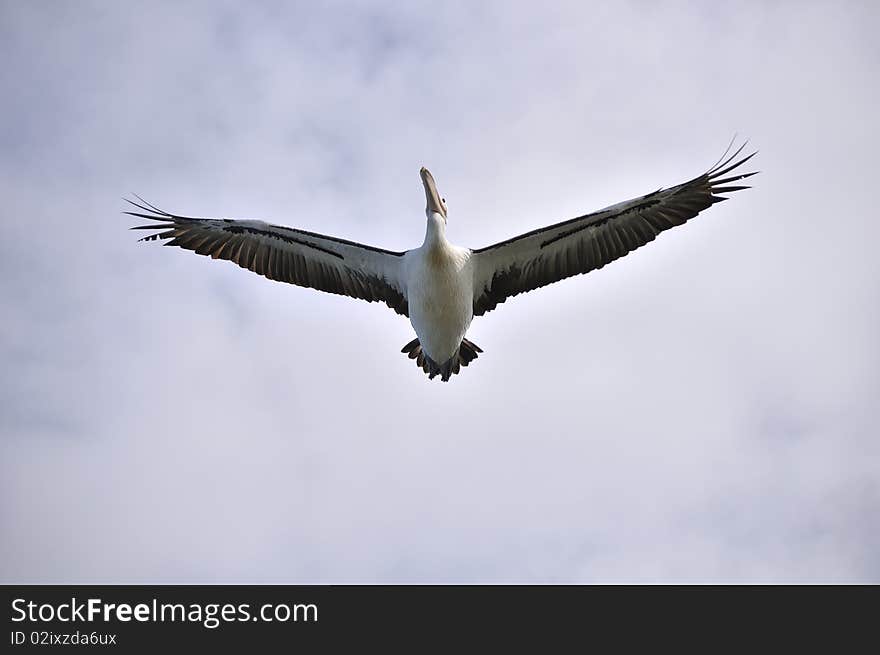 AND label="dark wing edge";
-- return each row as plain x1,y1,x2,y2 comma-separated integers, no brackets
124,196,410,316
471,142,758,316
